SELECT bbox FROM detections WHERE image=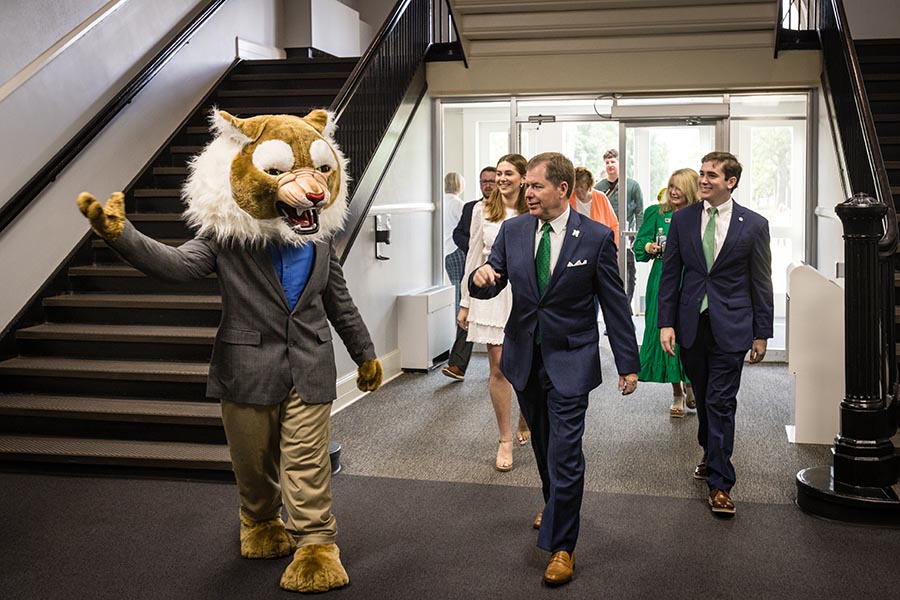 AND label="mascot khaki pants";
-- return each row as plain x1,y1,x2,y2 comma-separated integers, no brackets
221,389,336,546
